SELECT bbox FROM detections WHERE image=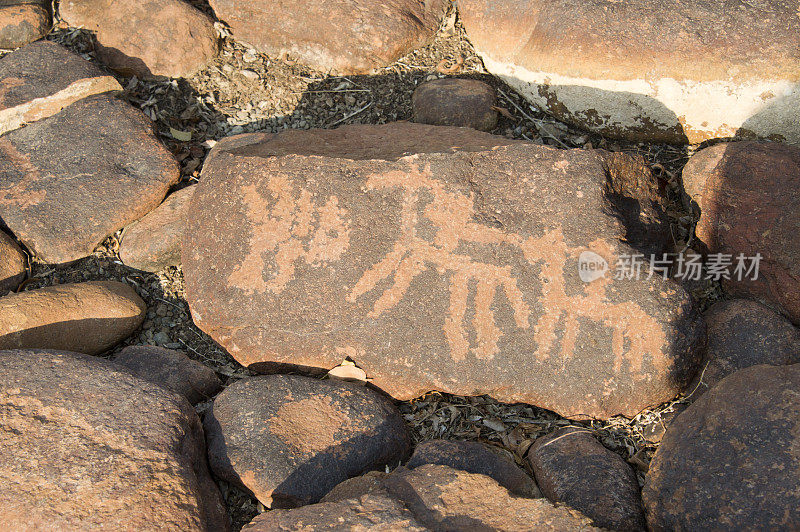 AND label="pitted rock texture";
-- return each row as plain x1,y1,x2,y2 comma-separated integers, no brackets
412,78,498,131
184,123,705,420
0,281,146,354
686,299,800,401
119,185,194,272
208,0,448,74
204,374,411,508
246,464,600,531
114,345,222,404
0,230,25,294
643,364,800,531
59,0,218,78
459,0,800,144
407,439,540,498
0,349,228,531
0,93,179,264
683,141,800,323
0,0,50,49
529,427,646,531
0,40,121,136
